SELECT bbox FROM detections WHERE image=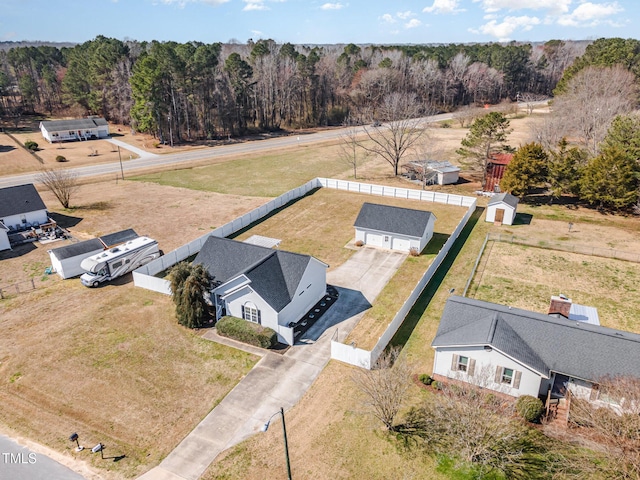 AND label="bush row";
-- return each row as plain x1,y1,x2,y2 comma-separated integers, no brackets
216,316,277,349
